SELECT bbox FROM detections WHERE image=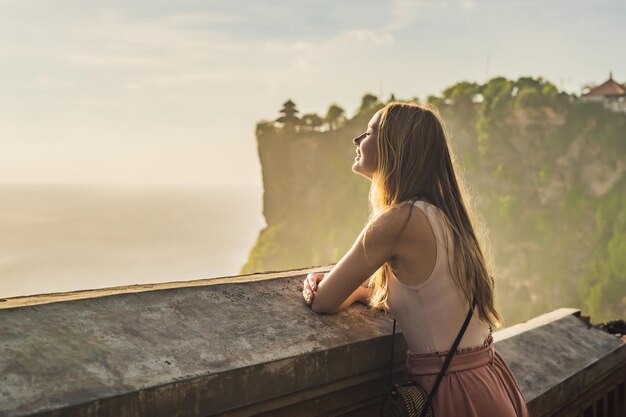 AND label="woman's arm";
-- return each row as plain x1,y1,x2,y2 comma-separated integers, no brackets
333,285,372,312
310,205,410,314
356,285,373,305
